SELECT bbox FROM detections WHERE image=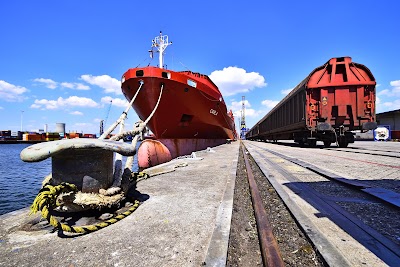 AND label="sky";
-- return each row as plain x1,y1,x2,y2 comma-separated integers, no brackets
1,1,399,135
